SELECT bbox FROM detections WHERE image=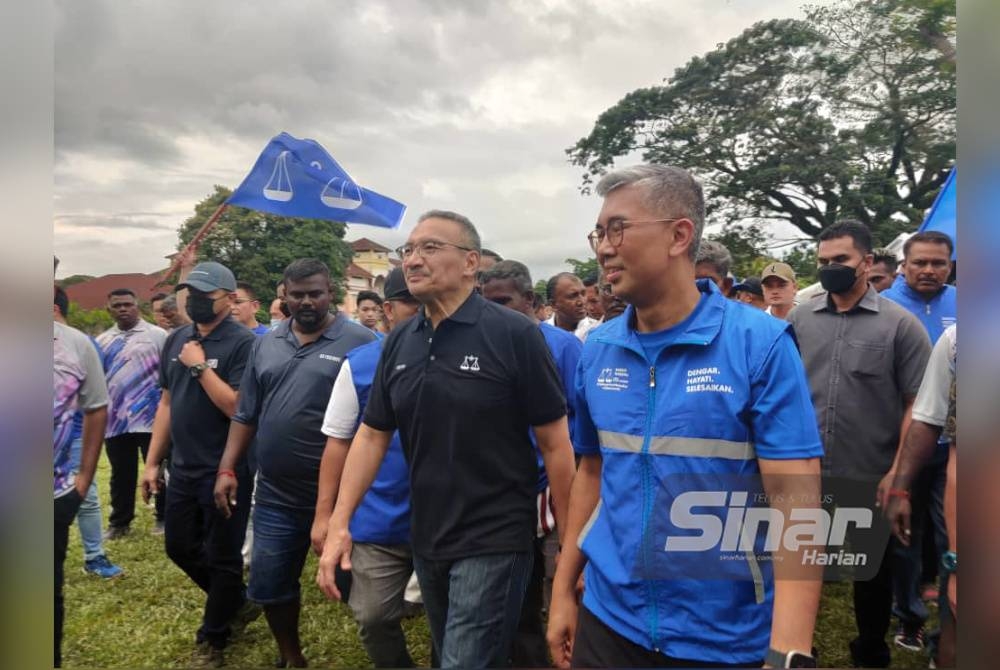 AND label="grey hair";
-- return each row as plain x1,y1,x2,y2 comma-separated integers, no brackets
595,164,705,261
417,209,482,252
694,239,733,278
480,259,534,294
161,293,179,311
